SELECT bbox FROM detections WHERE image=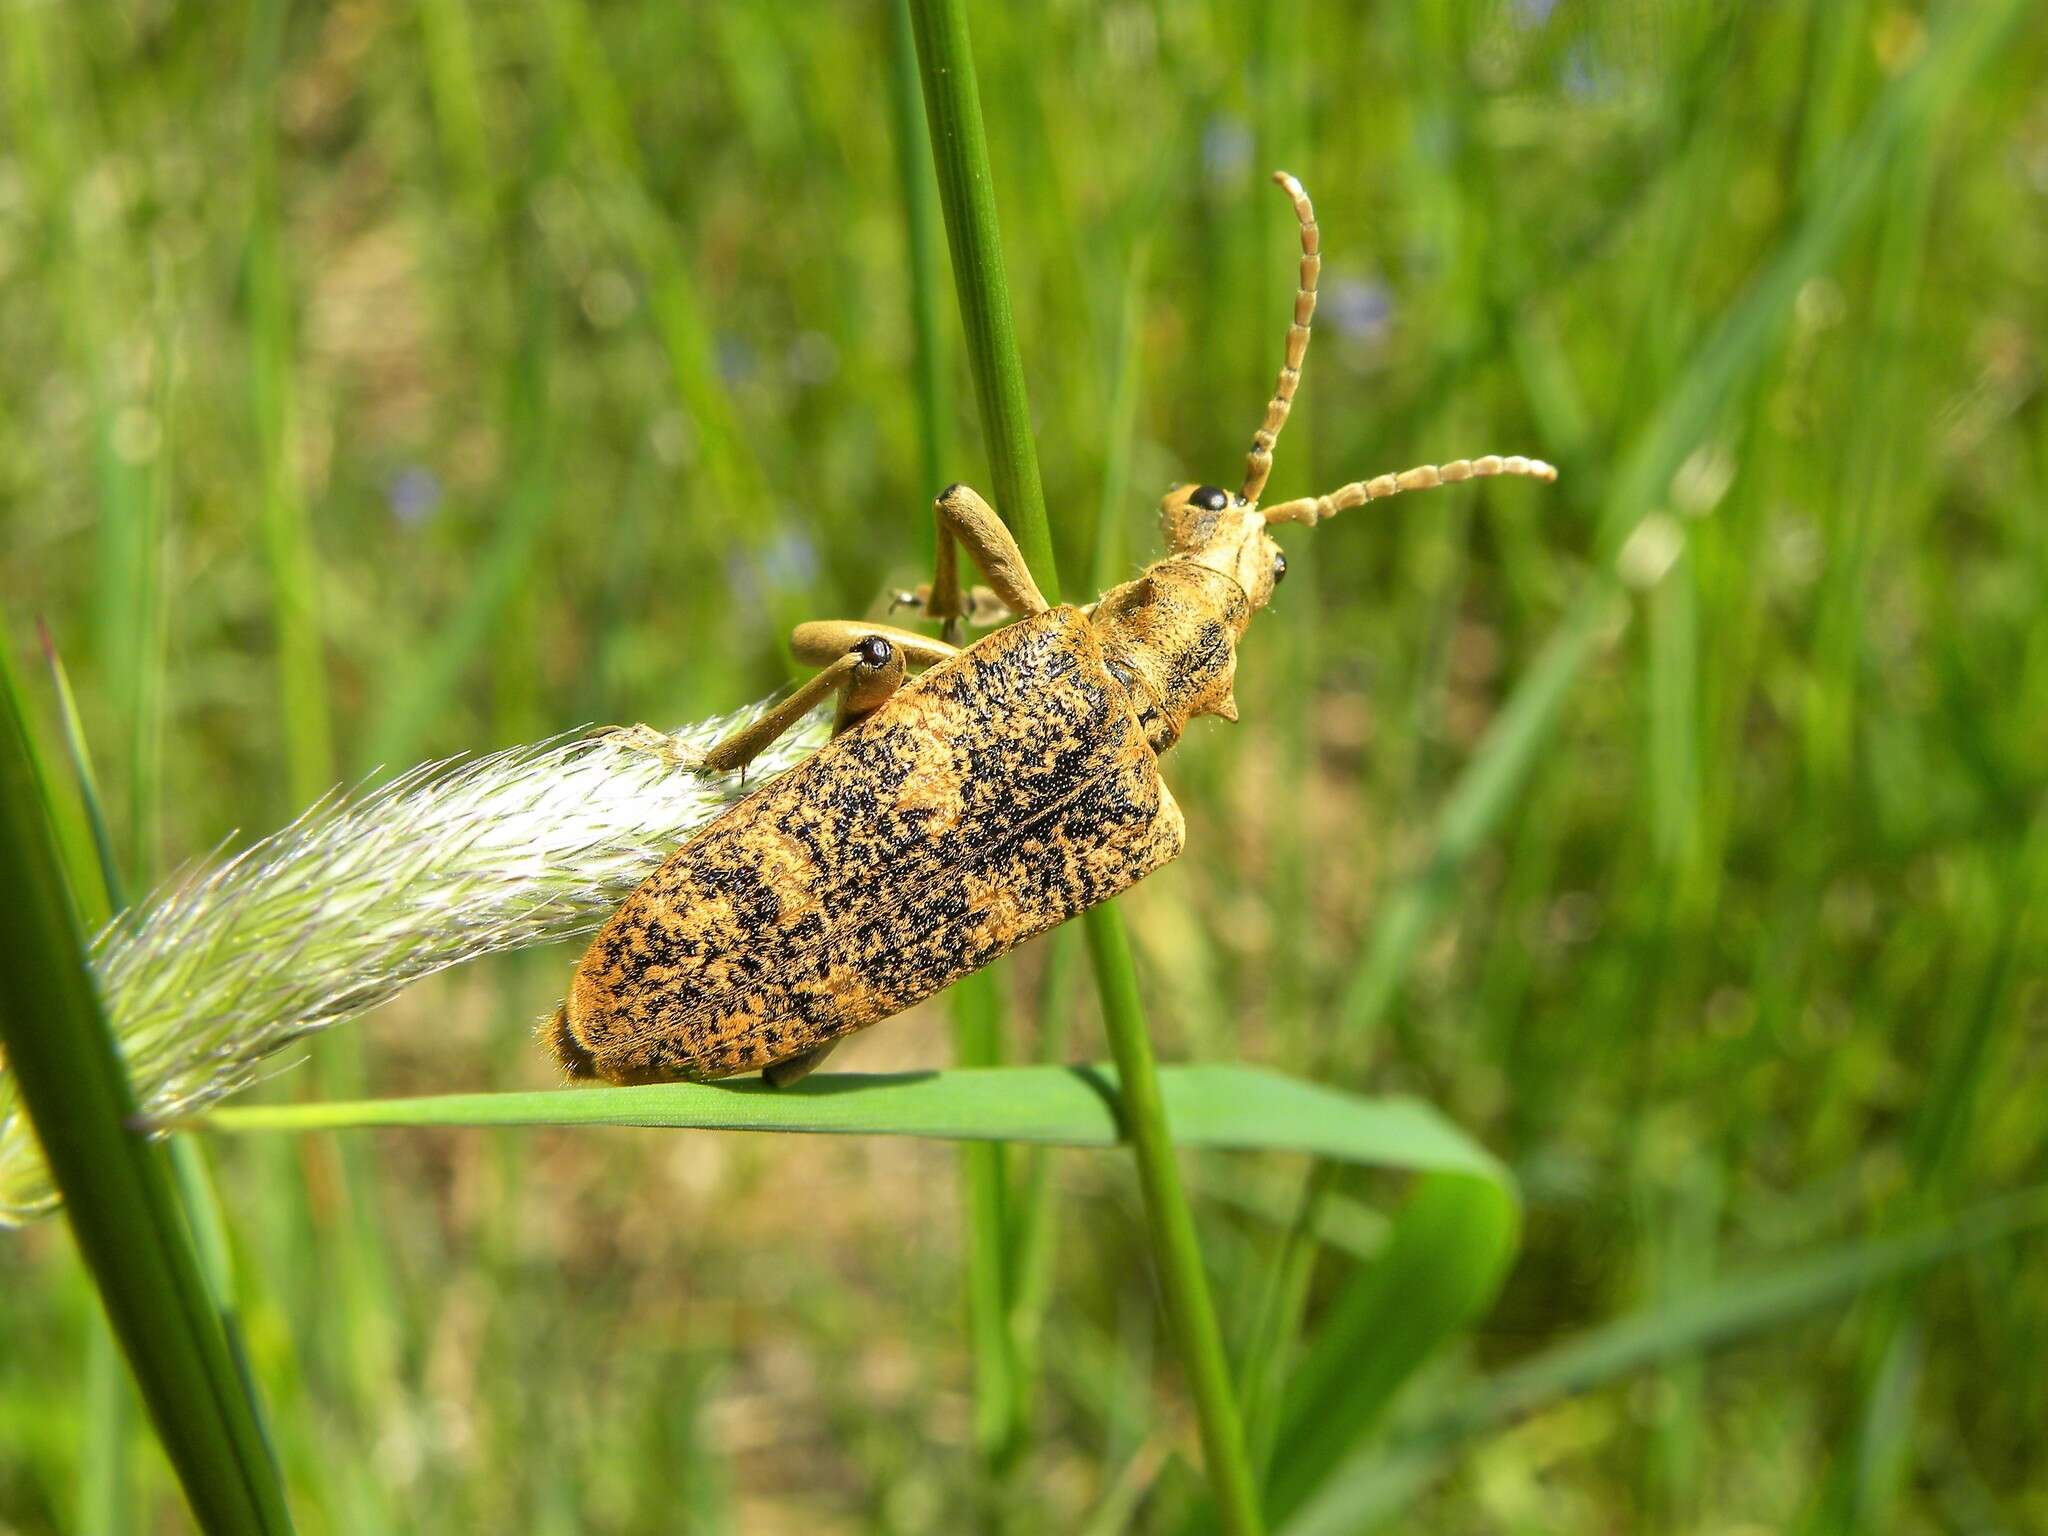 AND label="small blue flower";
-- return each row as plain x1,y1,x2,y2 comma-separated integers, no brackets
388,466,441,527
716,334,756,385
1326,277,1393,344
1202,116,1253,185
1562,40,1619,103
